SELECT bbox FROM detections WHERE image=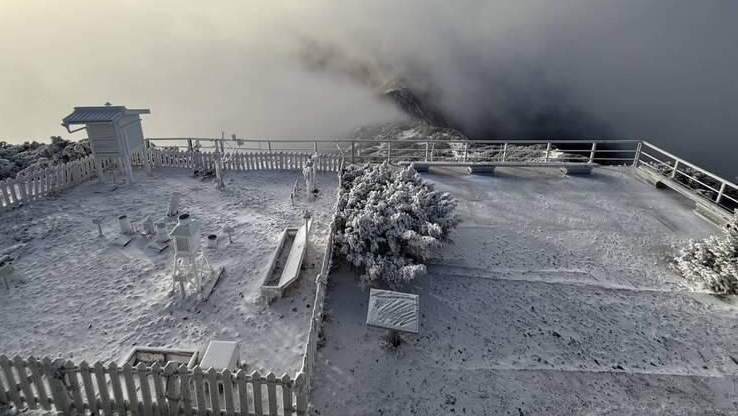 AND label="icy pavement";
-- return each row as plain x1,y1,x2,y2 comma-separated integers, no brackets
0,168,337,374
311,166,738,415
